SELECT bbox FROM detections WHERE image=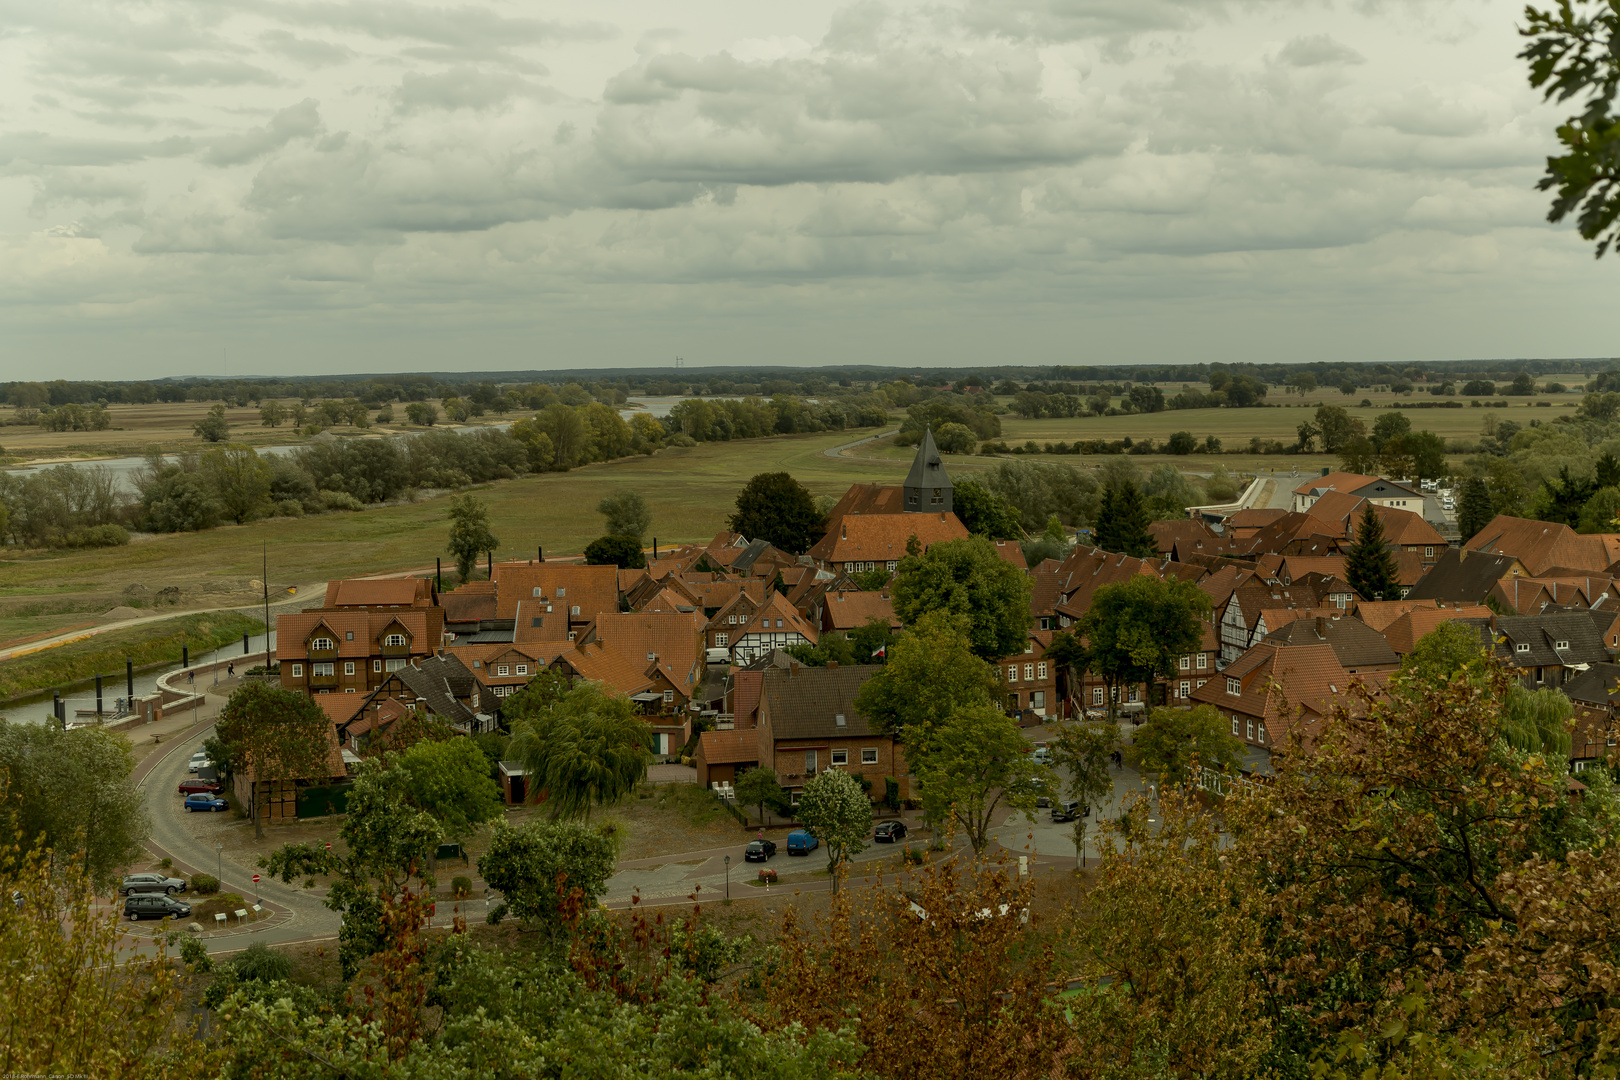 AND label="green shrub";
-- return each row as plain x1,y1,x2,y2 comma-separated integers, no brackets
272,499,304,517
177,933,213,972
902,846,925,866
232,942,292,983
452,875,473,898
319,490,365,511
59,524,130,548
190,873,220,895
